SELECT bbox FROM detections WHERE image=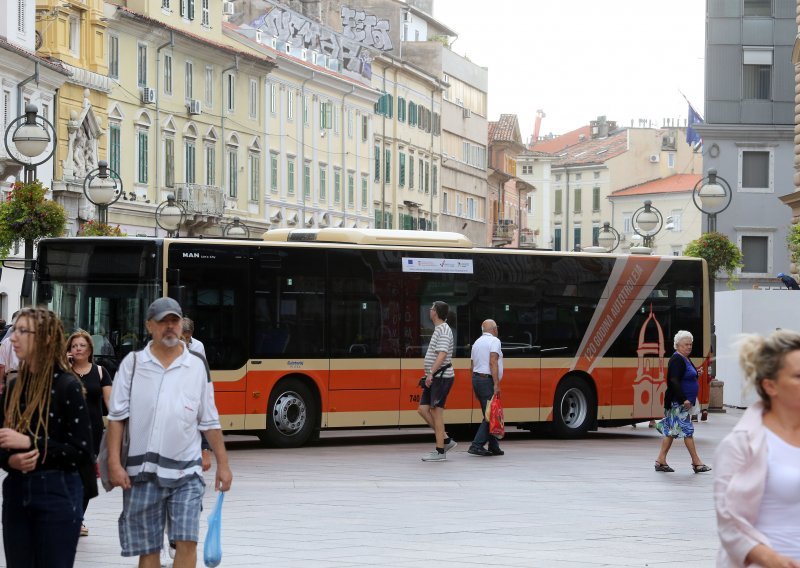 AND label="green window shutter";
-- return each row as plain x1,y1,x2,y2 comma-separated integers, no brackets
374,146,380,182
409,157,414,188
387,94,393,118
375,209,381,228
399,152,405,187
384,149,391,183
